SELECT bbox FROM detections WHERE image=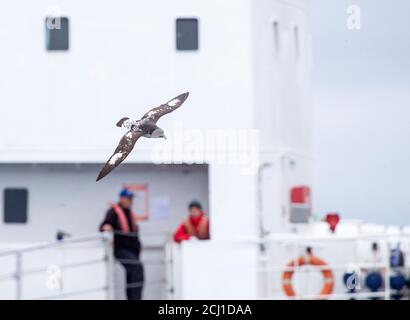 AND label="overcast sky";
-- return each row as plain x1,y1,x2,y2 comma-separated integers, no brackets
309,0,410,225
